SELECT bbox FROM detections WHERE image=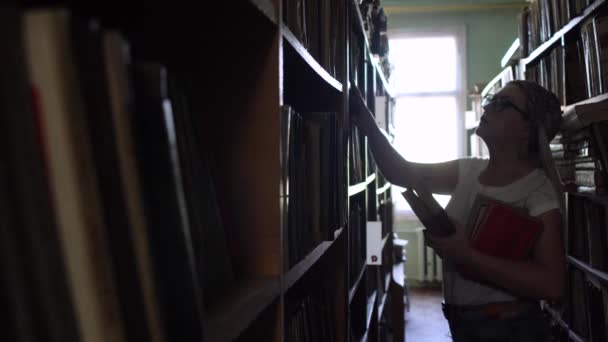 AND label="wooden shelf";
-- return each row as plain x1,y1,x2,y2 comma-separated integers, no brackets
282,25,343,112
544,304,587,342
283,228,344,291
384,269,391,294
565,189,608,205
349,264,366,303
376,182,391,195
563,93,608,113
500,38,520,68
568,256,608,285
392,261,405,287
205,277,280,342
349,174,376,196
284,242,331,292
365,290,377,333
377,291,388,319
248,0,277,24
522,0,608,66
481,67,512,97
